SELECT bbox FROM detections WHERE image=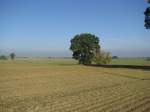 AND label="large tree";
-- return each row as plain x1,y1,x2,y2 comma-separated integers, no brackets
70,33,100,65
144,0,150,29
